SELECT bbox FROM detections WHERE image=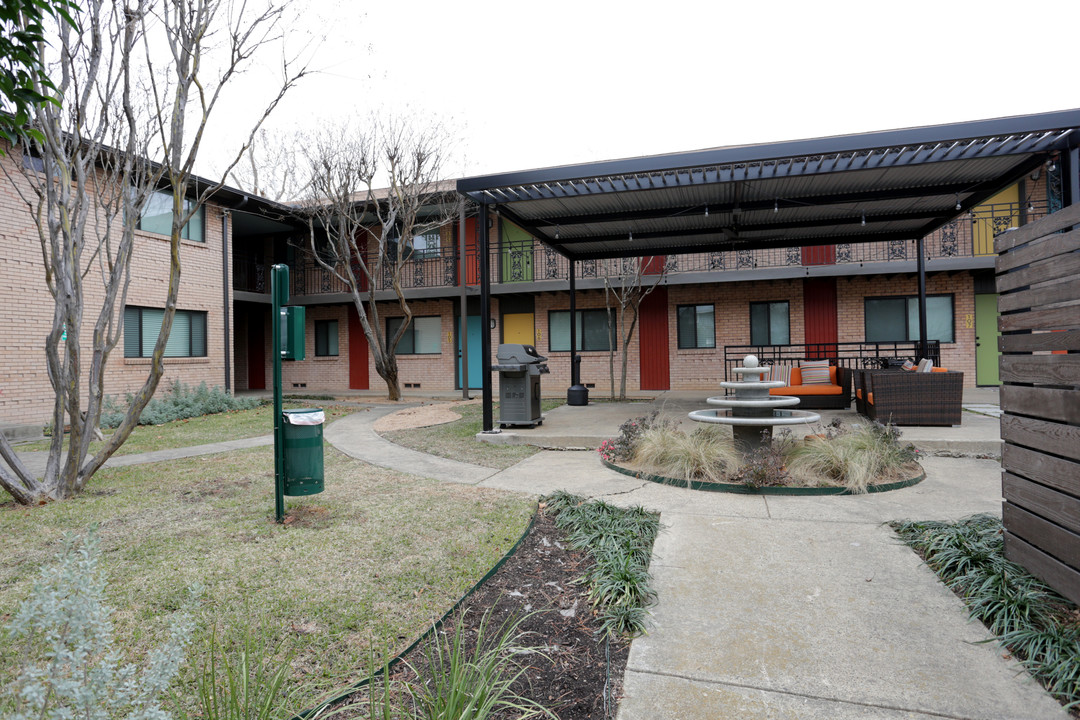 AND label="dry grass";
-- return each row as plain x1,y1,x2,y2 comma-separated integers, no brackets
629,424,740,485
786,423,920,493
381,401,563,470
0,443,534,708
